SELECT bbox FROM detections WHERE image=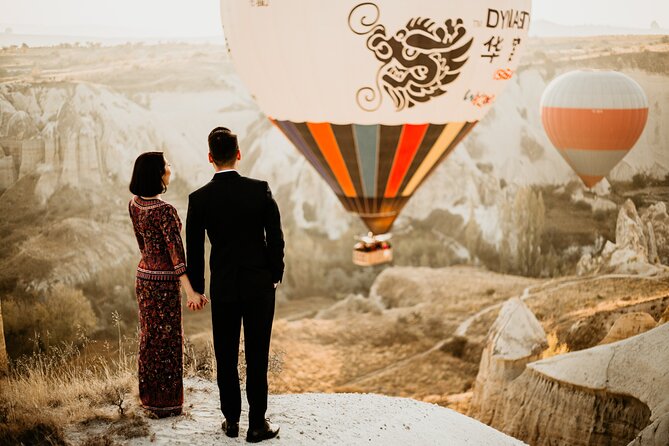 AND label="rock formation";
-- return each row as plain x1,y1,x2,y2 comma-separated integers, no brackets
577,200,668,276
0,151,14,190
471,315,669,446
17,138,44,178
627,412,669,446
0,82,159,195
598,312,658,345
640,202,669,265
468,297,547,425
